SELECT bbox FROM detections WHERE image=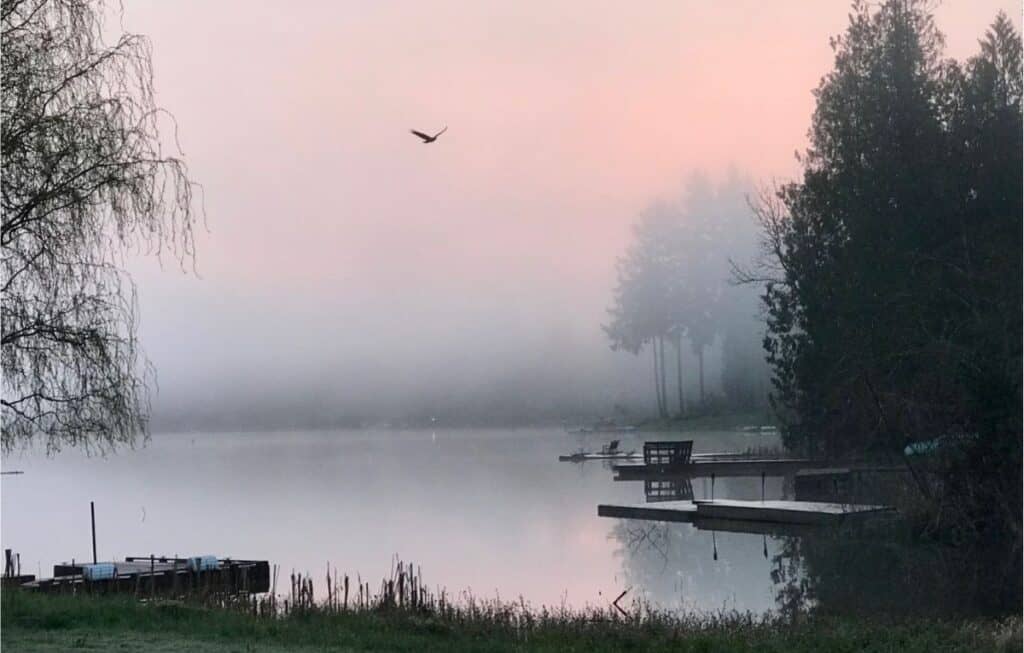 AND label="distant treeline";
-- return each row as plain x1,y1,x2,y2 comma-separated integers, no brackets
605,172,769,419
